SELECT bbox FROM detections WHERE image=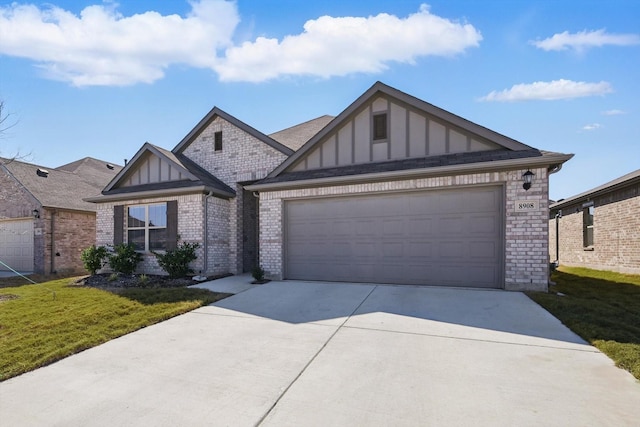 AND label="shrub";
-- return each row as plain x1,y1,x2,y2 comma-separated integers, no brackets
138,274,150,287
108,273,119,282
154,242,200,279
81,245,108,275
108,243,143,275
252,266,265,282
